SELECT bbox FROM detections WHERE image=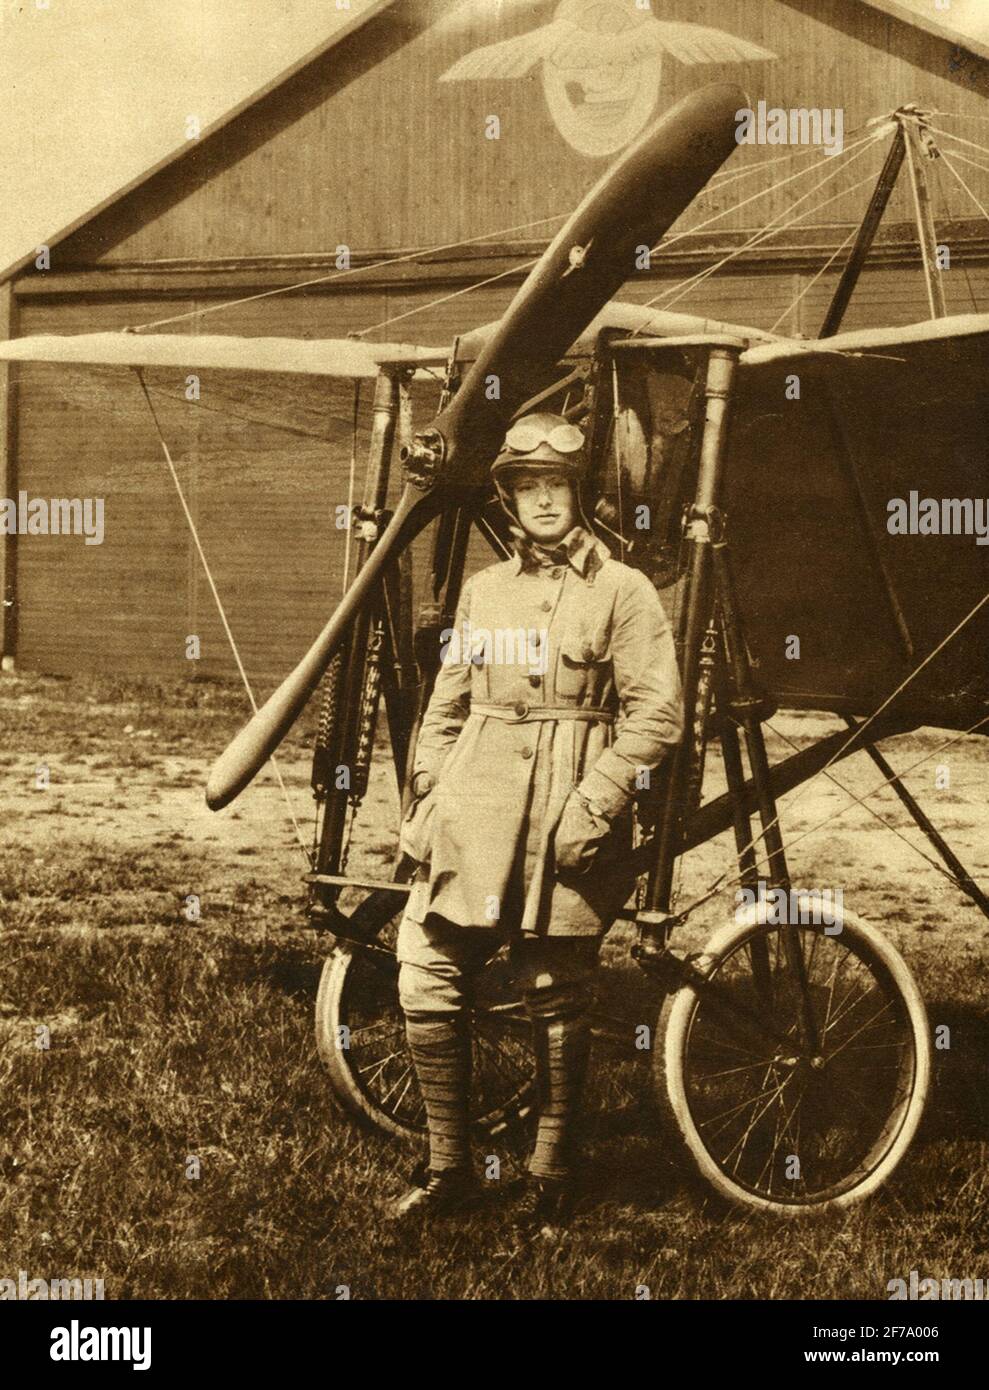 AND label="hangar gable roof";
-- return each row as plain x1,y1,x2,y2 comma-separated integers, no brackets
0,0,398,283
3,0,987,286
